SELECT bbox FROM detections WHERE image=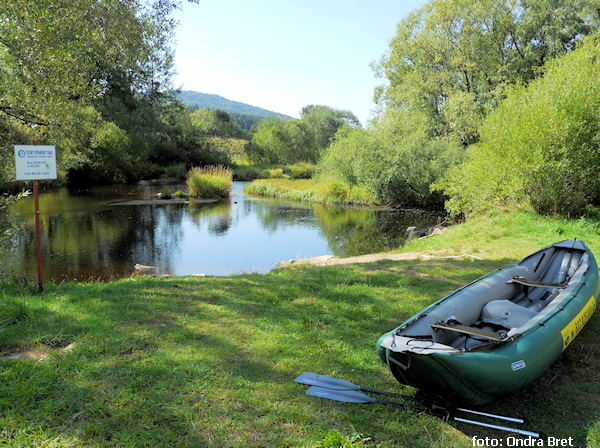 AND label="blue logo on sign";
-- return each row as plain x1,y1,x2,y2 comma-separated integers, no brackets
511,360,526,371
18,150,25,158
